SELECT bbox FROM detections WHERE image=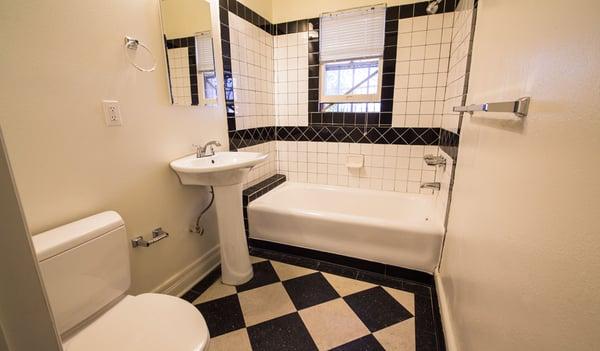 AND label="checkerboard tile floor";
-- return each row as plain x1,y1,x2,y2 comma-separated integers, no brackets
191,257,418,351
